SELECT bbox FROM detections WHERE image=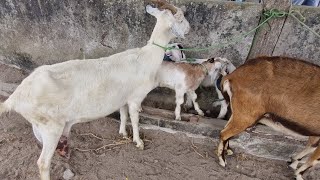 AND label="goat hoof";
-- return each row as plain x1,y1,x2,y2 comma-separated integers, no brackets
175,116,181,121
122,134,128,139
226,149,234,156
198,111,204,116
289,161,299,170
218,157,226,167
136,141,144,150
287,157,294,164
295,174,304,180
119,132,128,139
